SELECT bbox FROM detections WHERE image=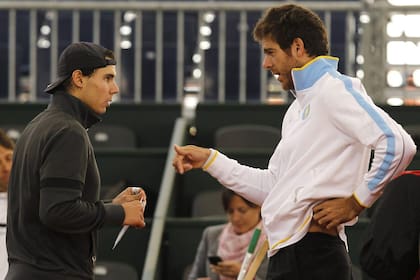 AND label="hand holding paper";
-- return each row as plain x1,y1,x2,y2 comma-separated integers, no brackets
112,186,147,250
